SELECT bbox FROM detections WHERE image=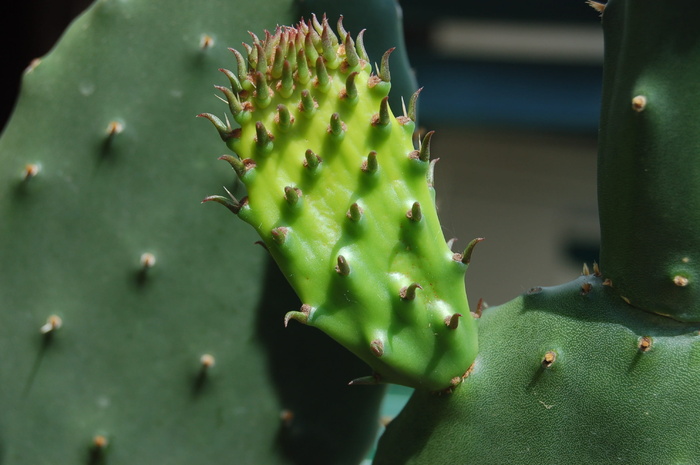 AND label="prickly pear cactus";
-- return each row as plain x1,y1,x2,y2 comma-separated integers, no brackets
201,16,478,391
374,1,700,463
0,0,413,463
